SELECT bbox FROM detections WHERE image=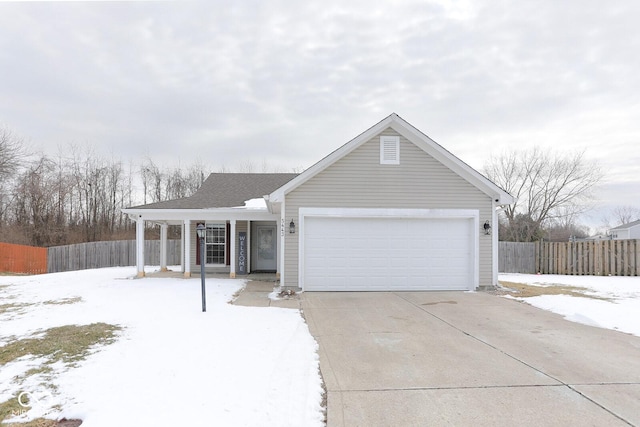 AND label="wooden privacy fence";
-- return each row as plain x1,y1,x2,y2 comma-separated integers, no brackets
537,239,640,276
500,240,640,276
47,240,182,273
0,242,48,274
499,242,536,274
